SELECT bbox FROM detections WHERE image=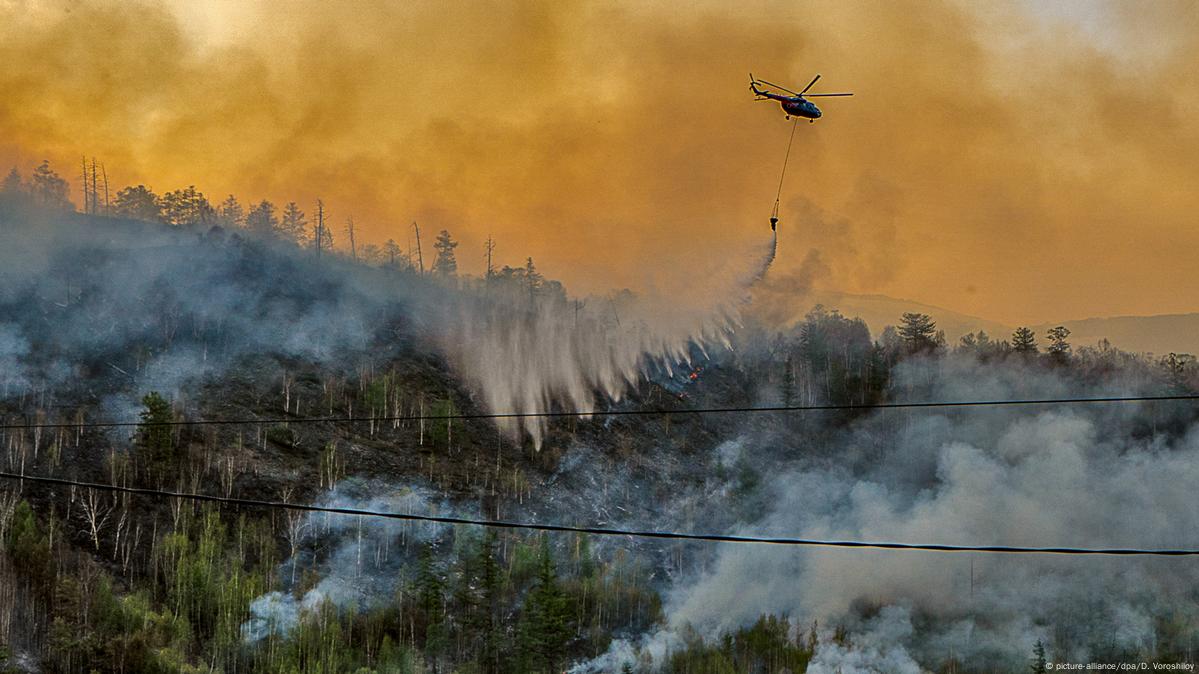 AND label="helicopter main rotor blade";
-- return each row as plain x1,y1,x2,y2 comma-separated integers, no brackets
754,78,801,96
805,93,854,97
799,74,821,95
